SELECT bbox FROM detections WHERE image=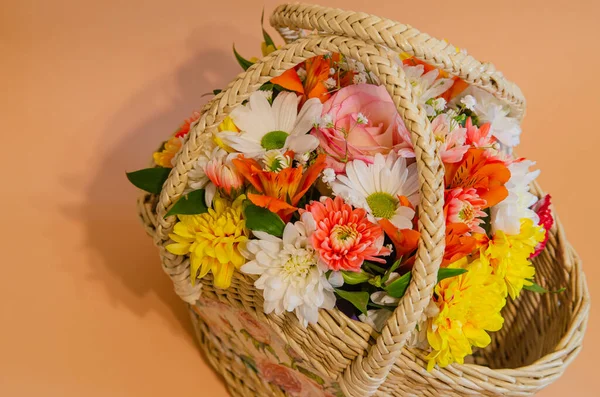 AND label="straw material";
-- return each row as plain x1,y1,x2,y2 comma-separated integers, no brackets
135,4,589,396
